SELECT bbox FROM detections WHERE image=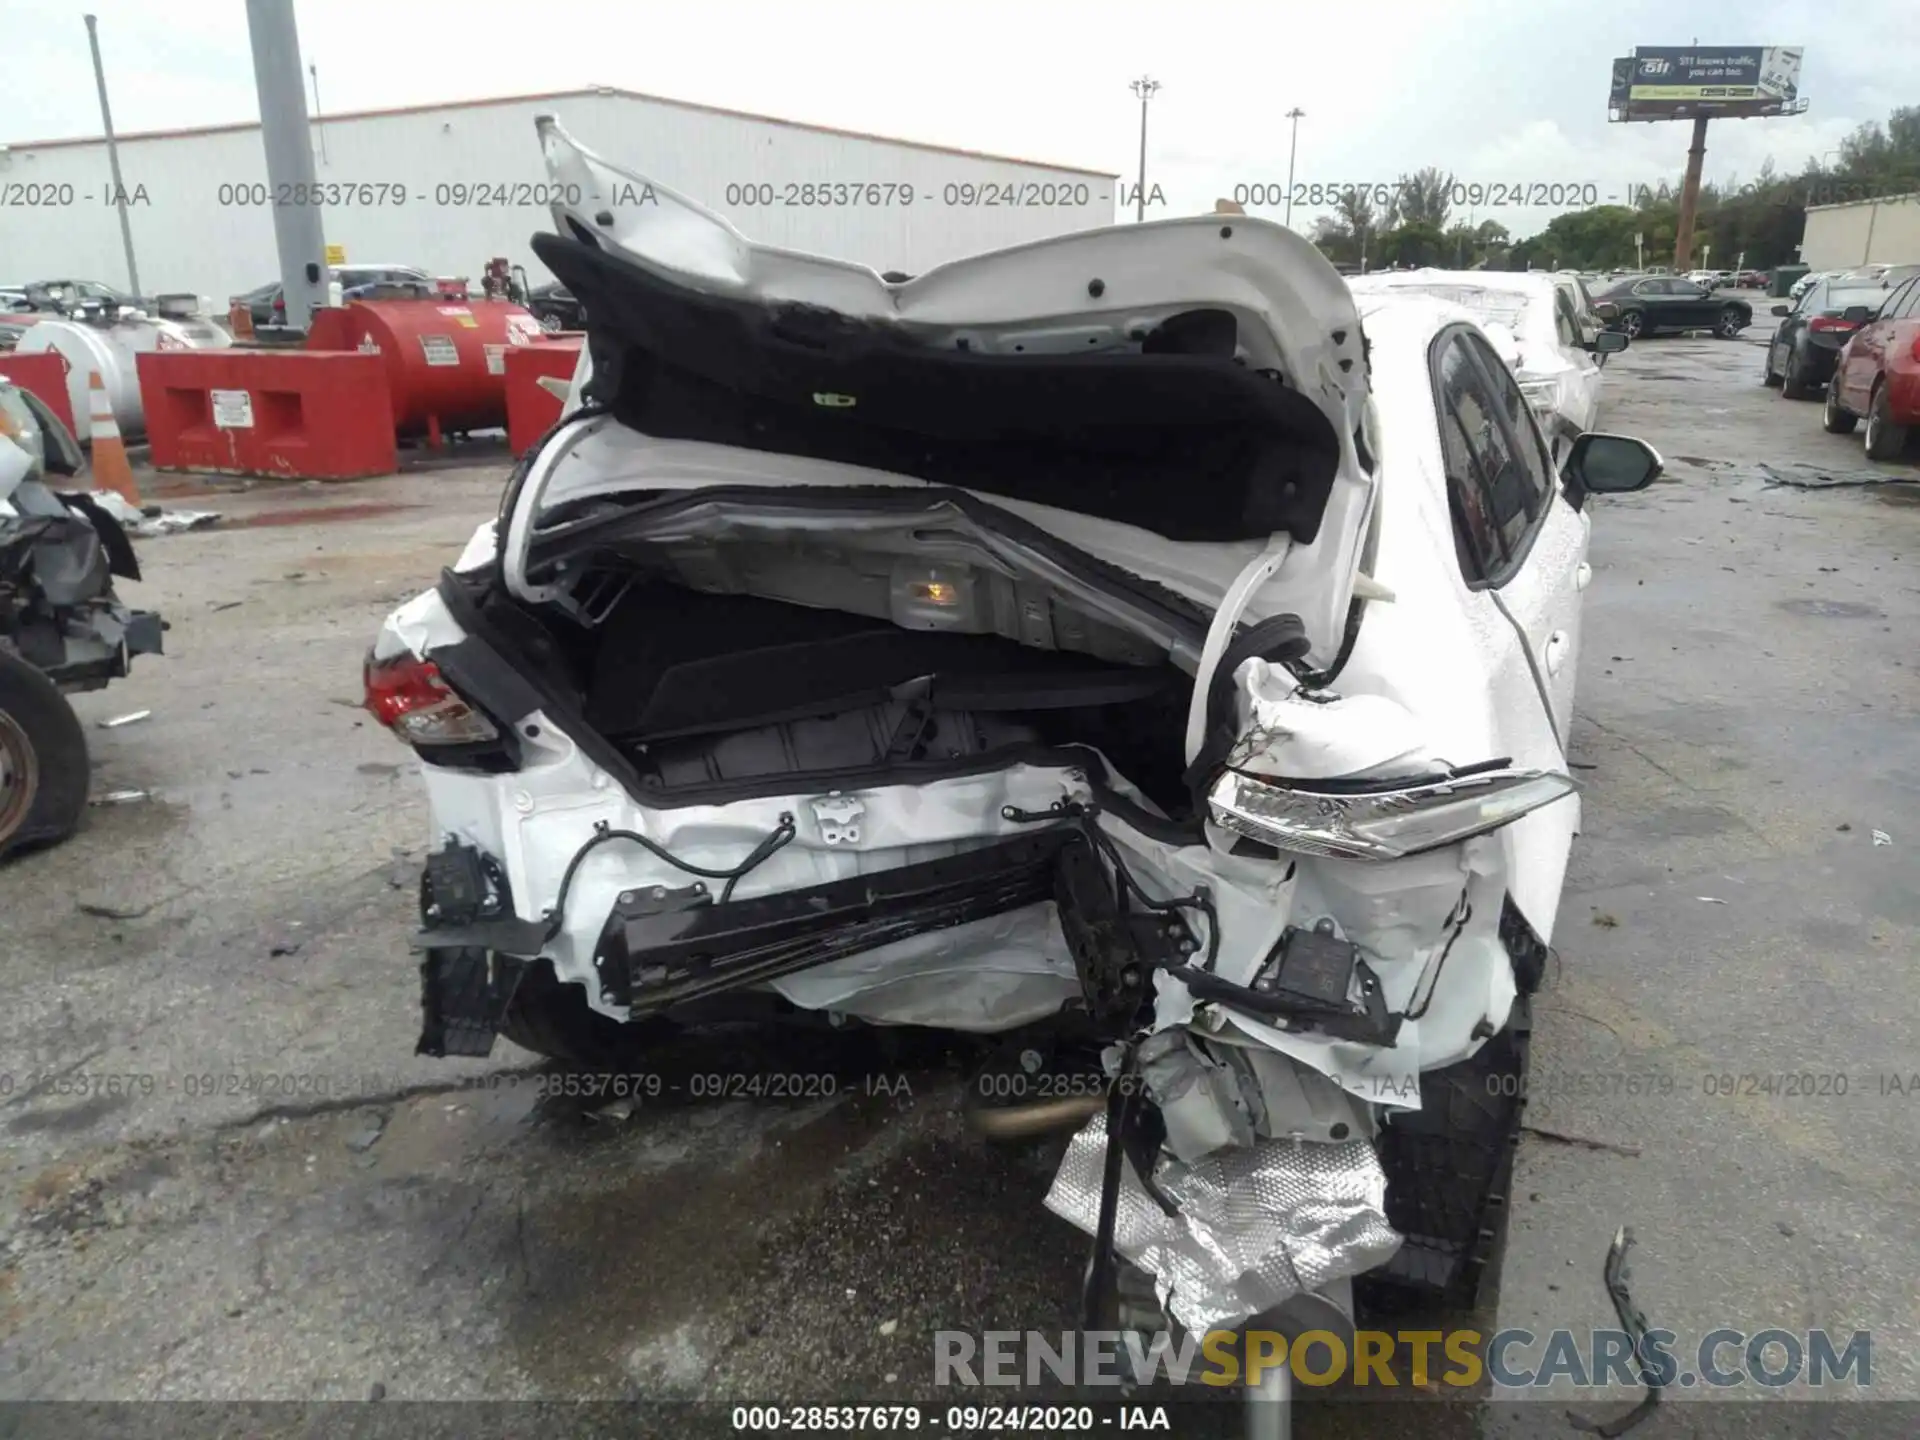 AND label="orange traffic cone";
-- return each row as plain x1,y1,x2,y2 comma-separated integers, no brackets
85,369,141,507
